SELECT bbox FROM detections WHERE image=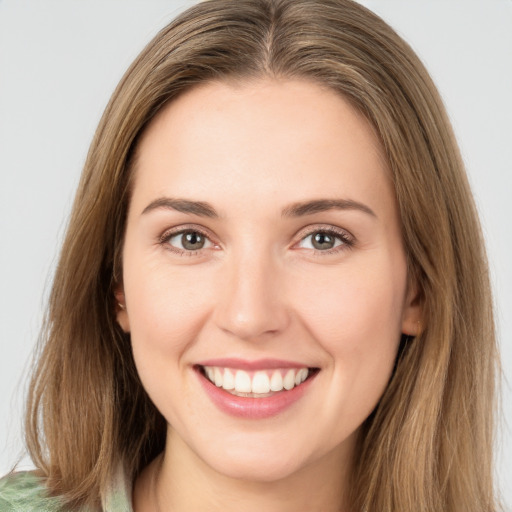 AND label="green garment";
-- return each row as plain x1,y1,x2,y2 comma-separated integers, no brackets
0,468,133,512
